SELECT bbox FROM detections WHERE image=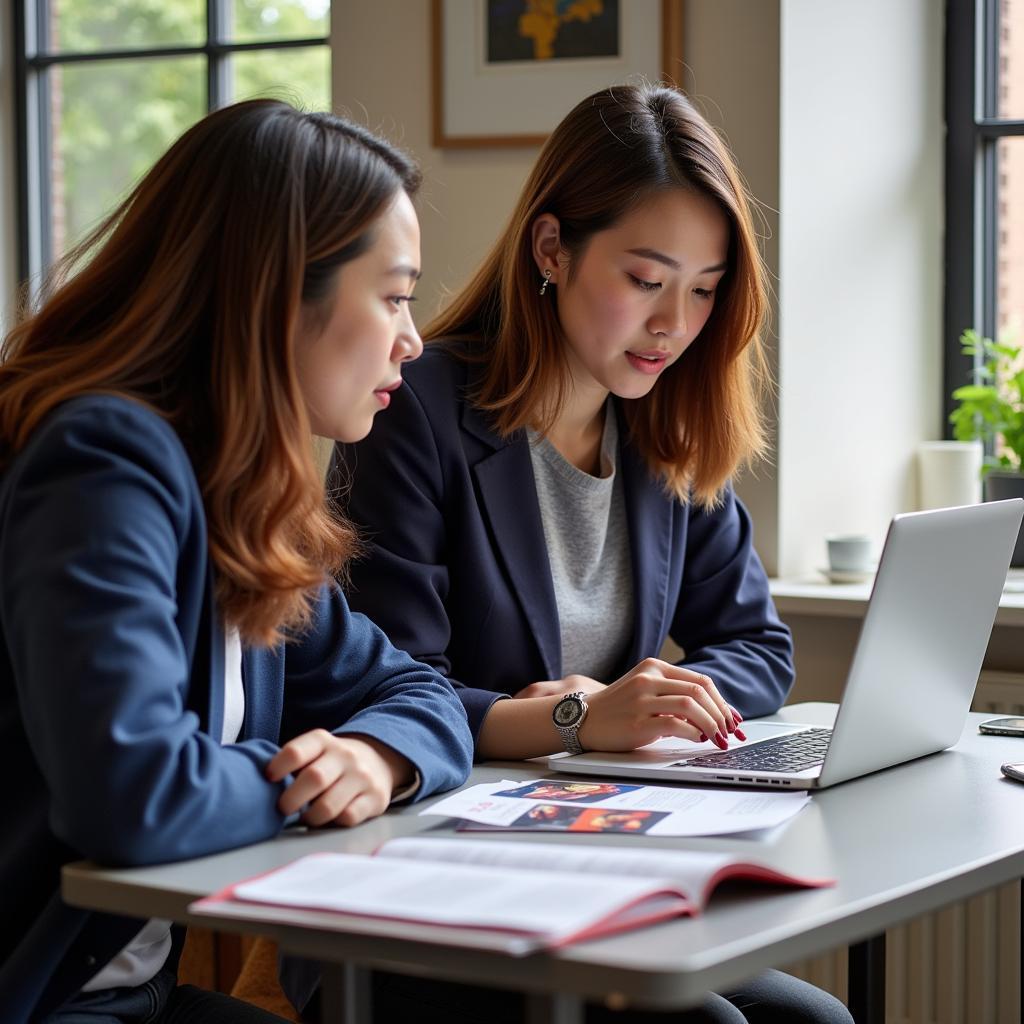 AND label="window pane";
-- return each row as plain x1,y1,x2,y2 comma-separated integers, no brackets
231,0,329,43
997,137,1024,334
230,45,330,110
46,0,204,52
997,0,1024,119
49,57,205,256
